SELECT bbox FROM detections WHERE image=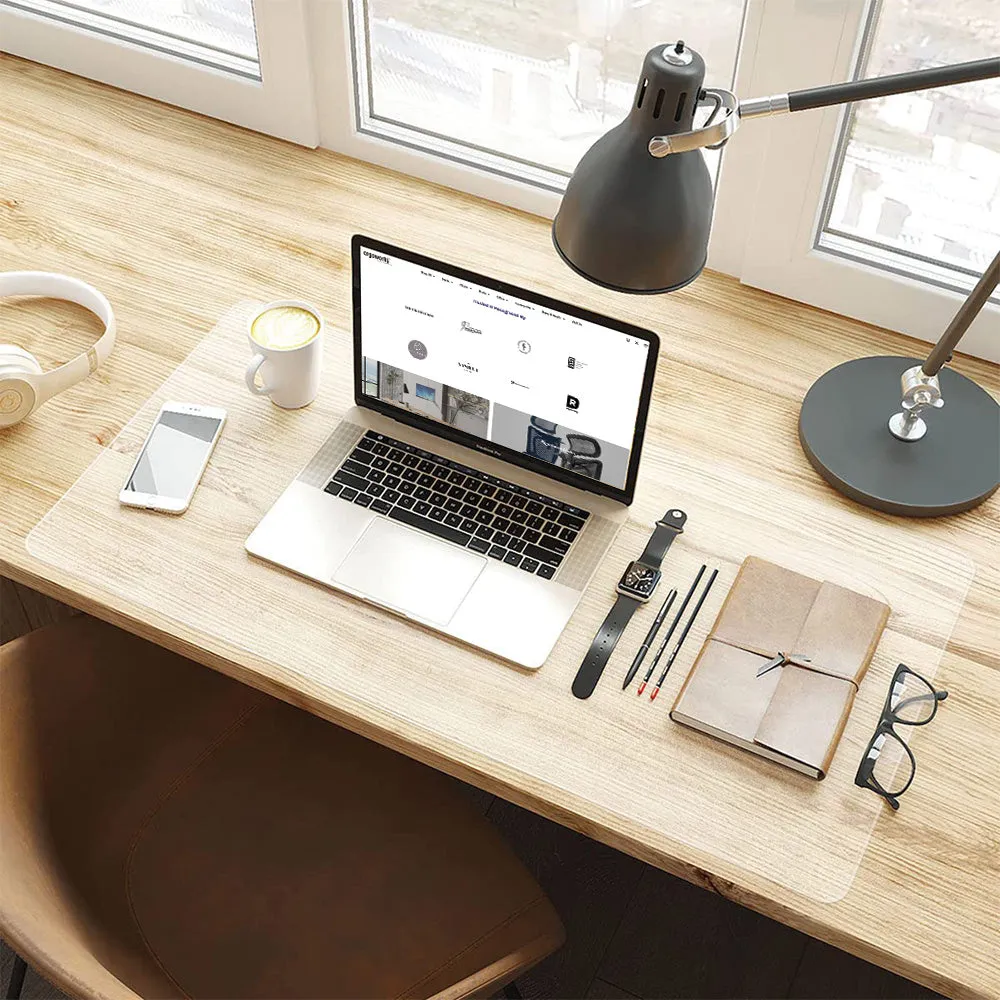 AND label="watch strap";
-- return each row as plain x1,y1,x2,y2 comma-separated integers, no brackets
638,508,687,567
572,593,640,699
571,508,687,700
